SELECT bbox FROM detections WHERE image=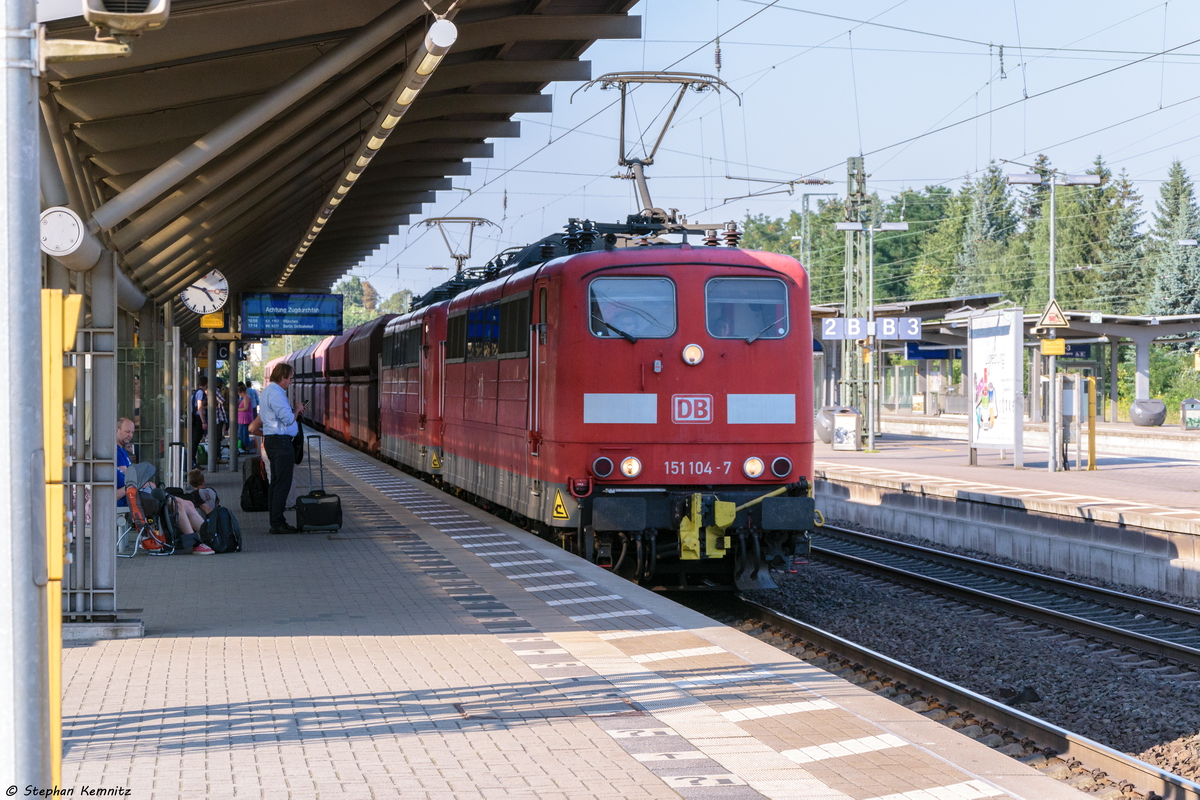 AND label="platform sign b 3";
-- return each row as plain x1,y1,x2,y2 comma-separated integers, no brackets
672,394,713,423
